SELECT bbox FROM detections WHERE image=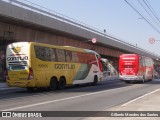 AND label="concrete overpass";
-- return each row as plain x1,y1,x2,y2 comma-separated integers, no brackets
0,0,160,81
0,0,160,59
